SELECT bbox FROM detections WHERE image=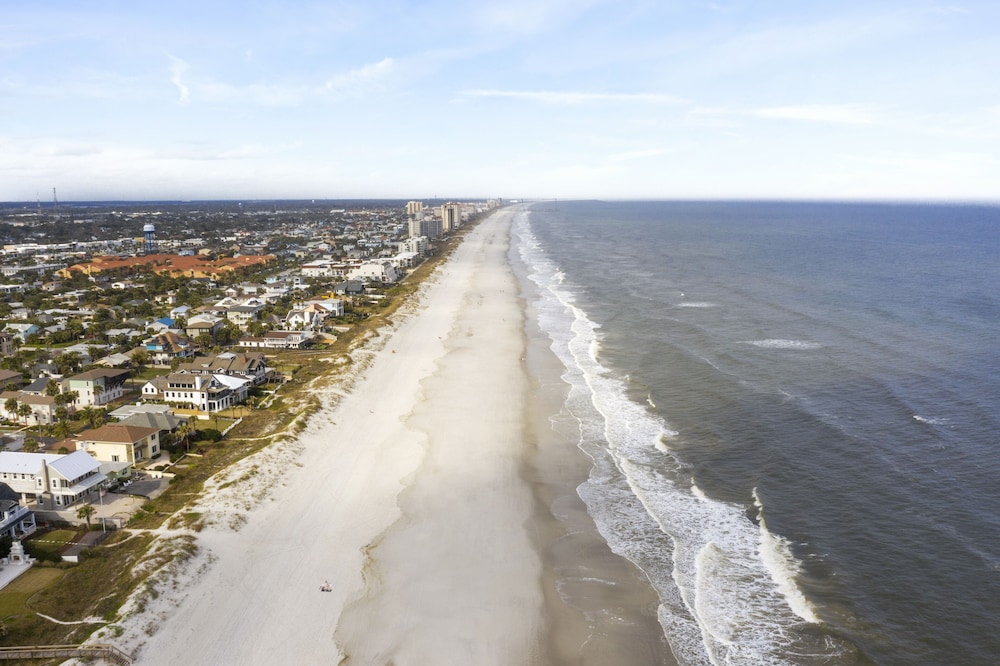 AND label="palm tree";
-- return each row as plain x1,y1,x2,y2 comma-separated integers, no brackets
16,403,32,427
177,419,194,453
76,504,96,527
52,419,74,440
4,397,18,422
78,406,96,429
